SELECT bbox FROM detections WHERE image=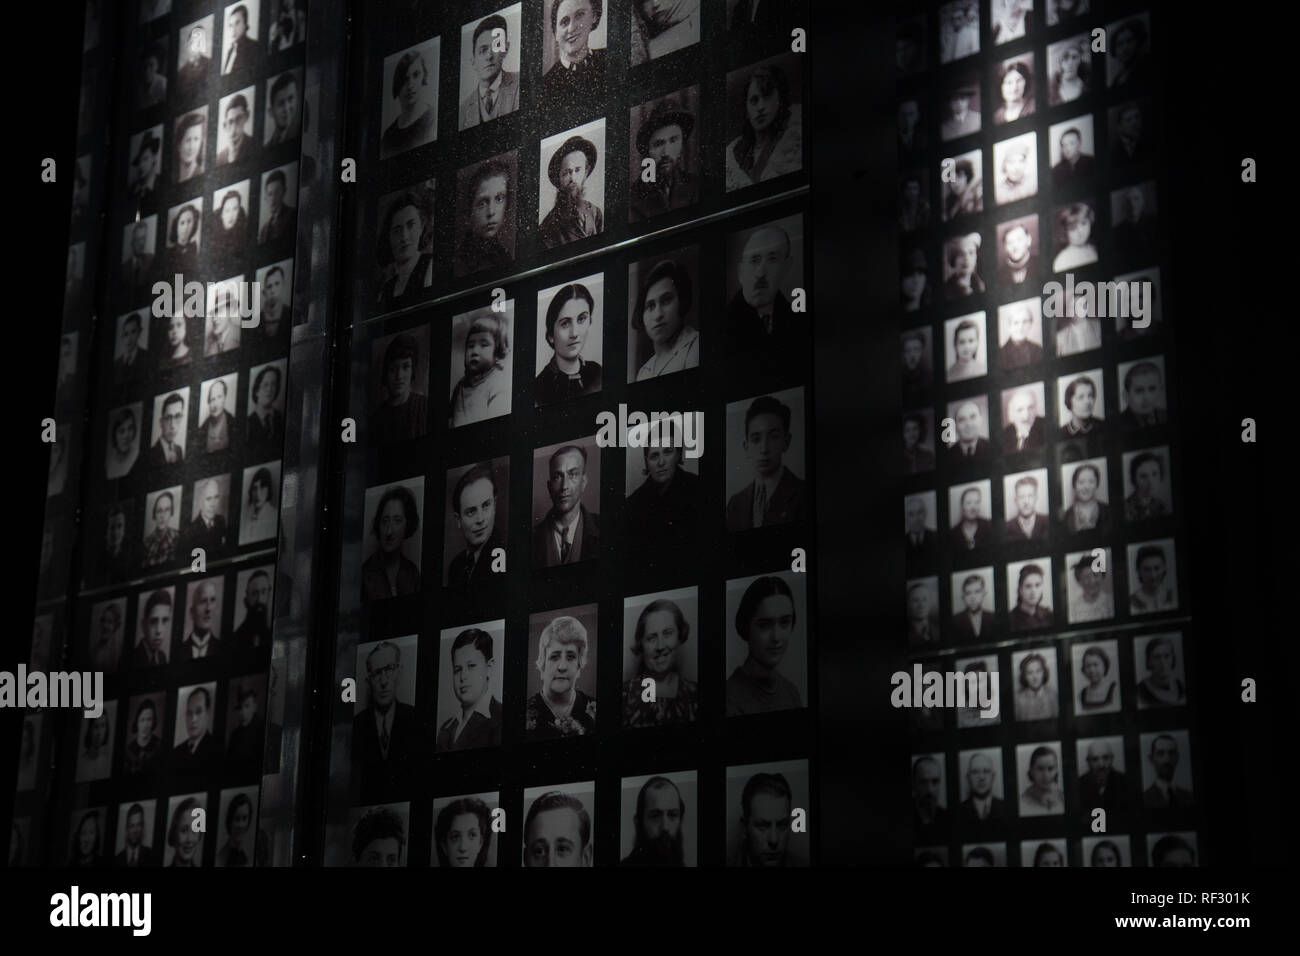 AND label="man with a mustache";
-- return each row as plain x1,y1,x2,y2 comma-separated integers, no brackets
446,463,504,588
532,444,600,567
539,134,604,249
622,776,687,866
725,224,798,356
629,97,699,221
541,0,606,101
